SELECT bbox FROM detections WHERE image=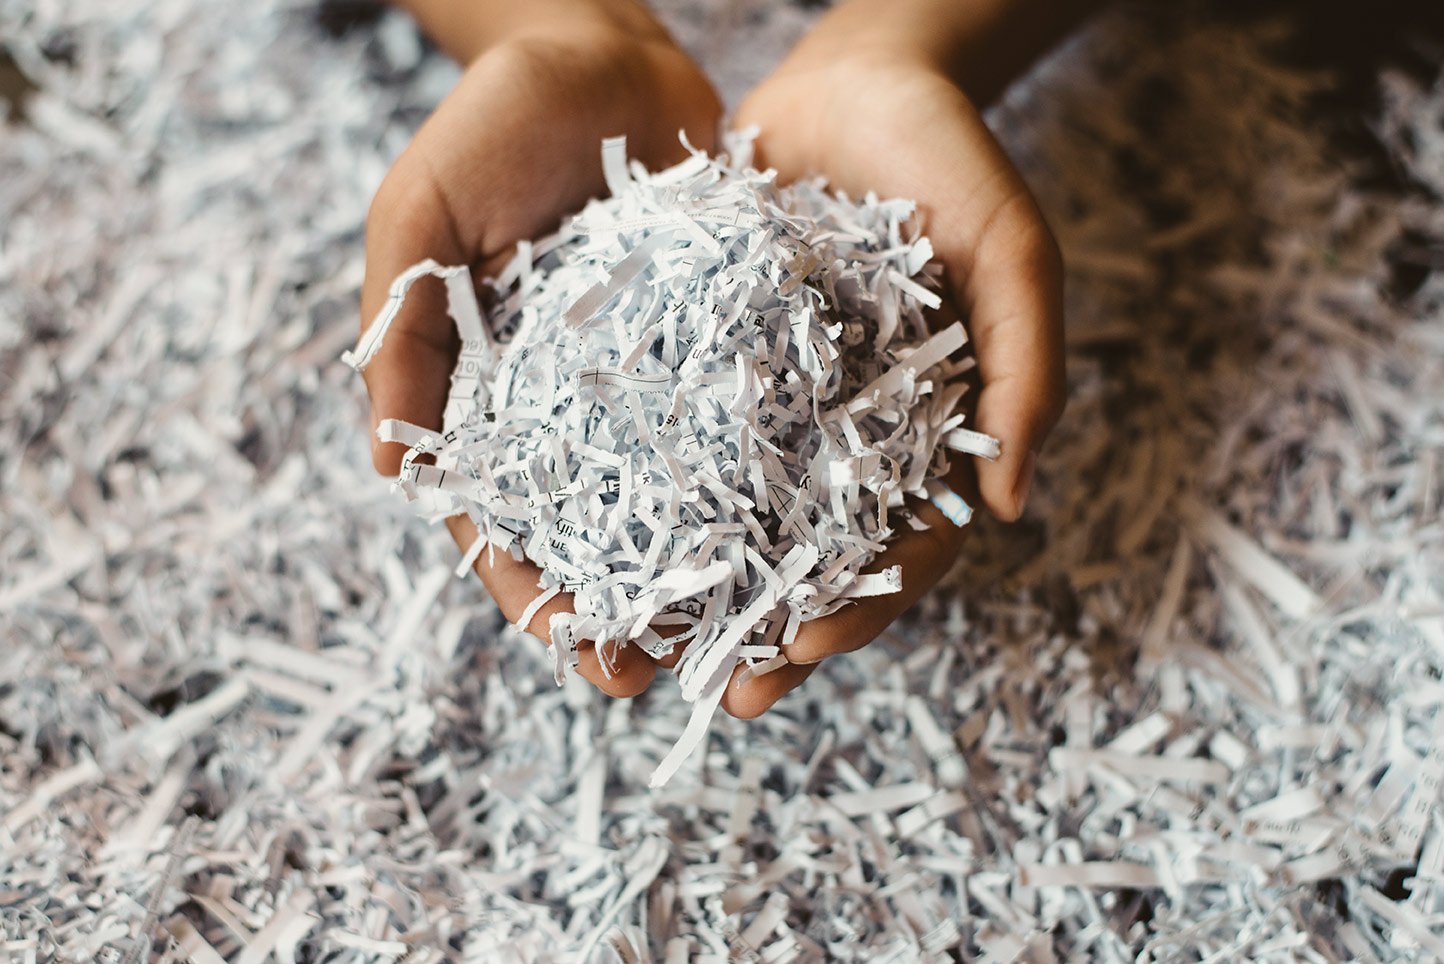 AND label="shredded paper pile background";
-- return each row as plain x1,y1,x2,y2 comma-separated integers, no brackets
3,1,1443,961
